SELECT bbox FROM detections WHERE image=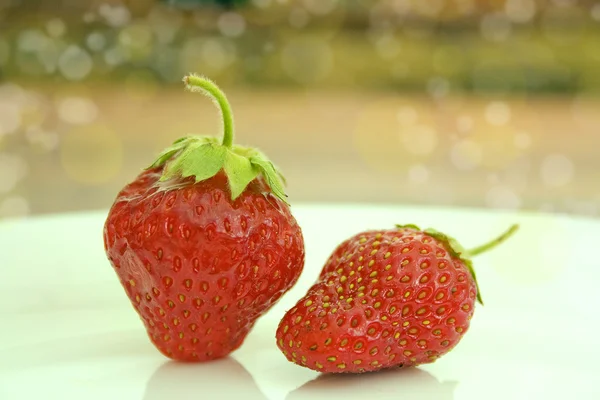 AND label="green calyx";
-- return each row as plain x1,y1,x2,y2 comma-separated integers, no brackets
396,224,519,305
148,74,287,204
